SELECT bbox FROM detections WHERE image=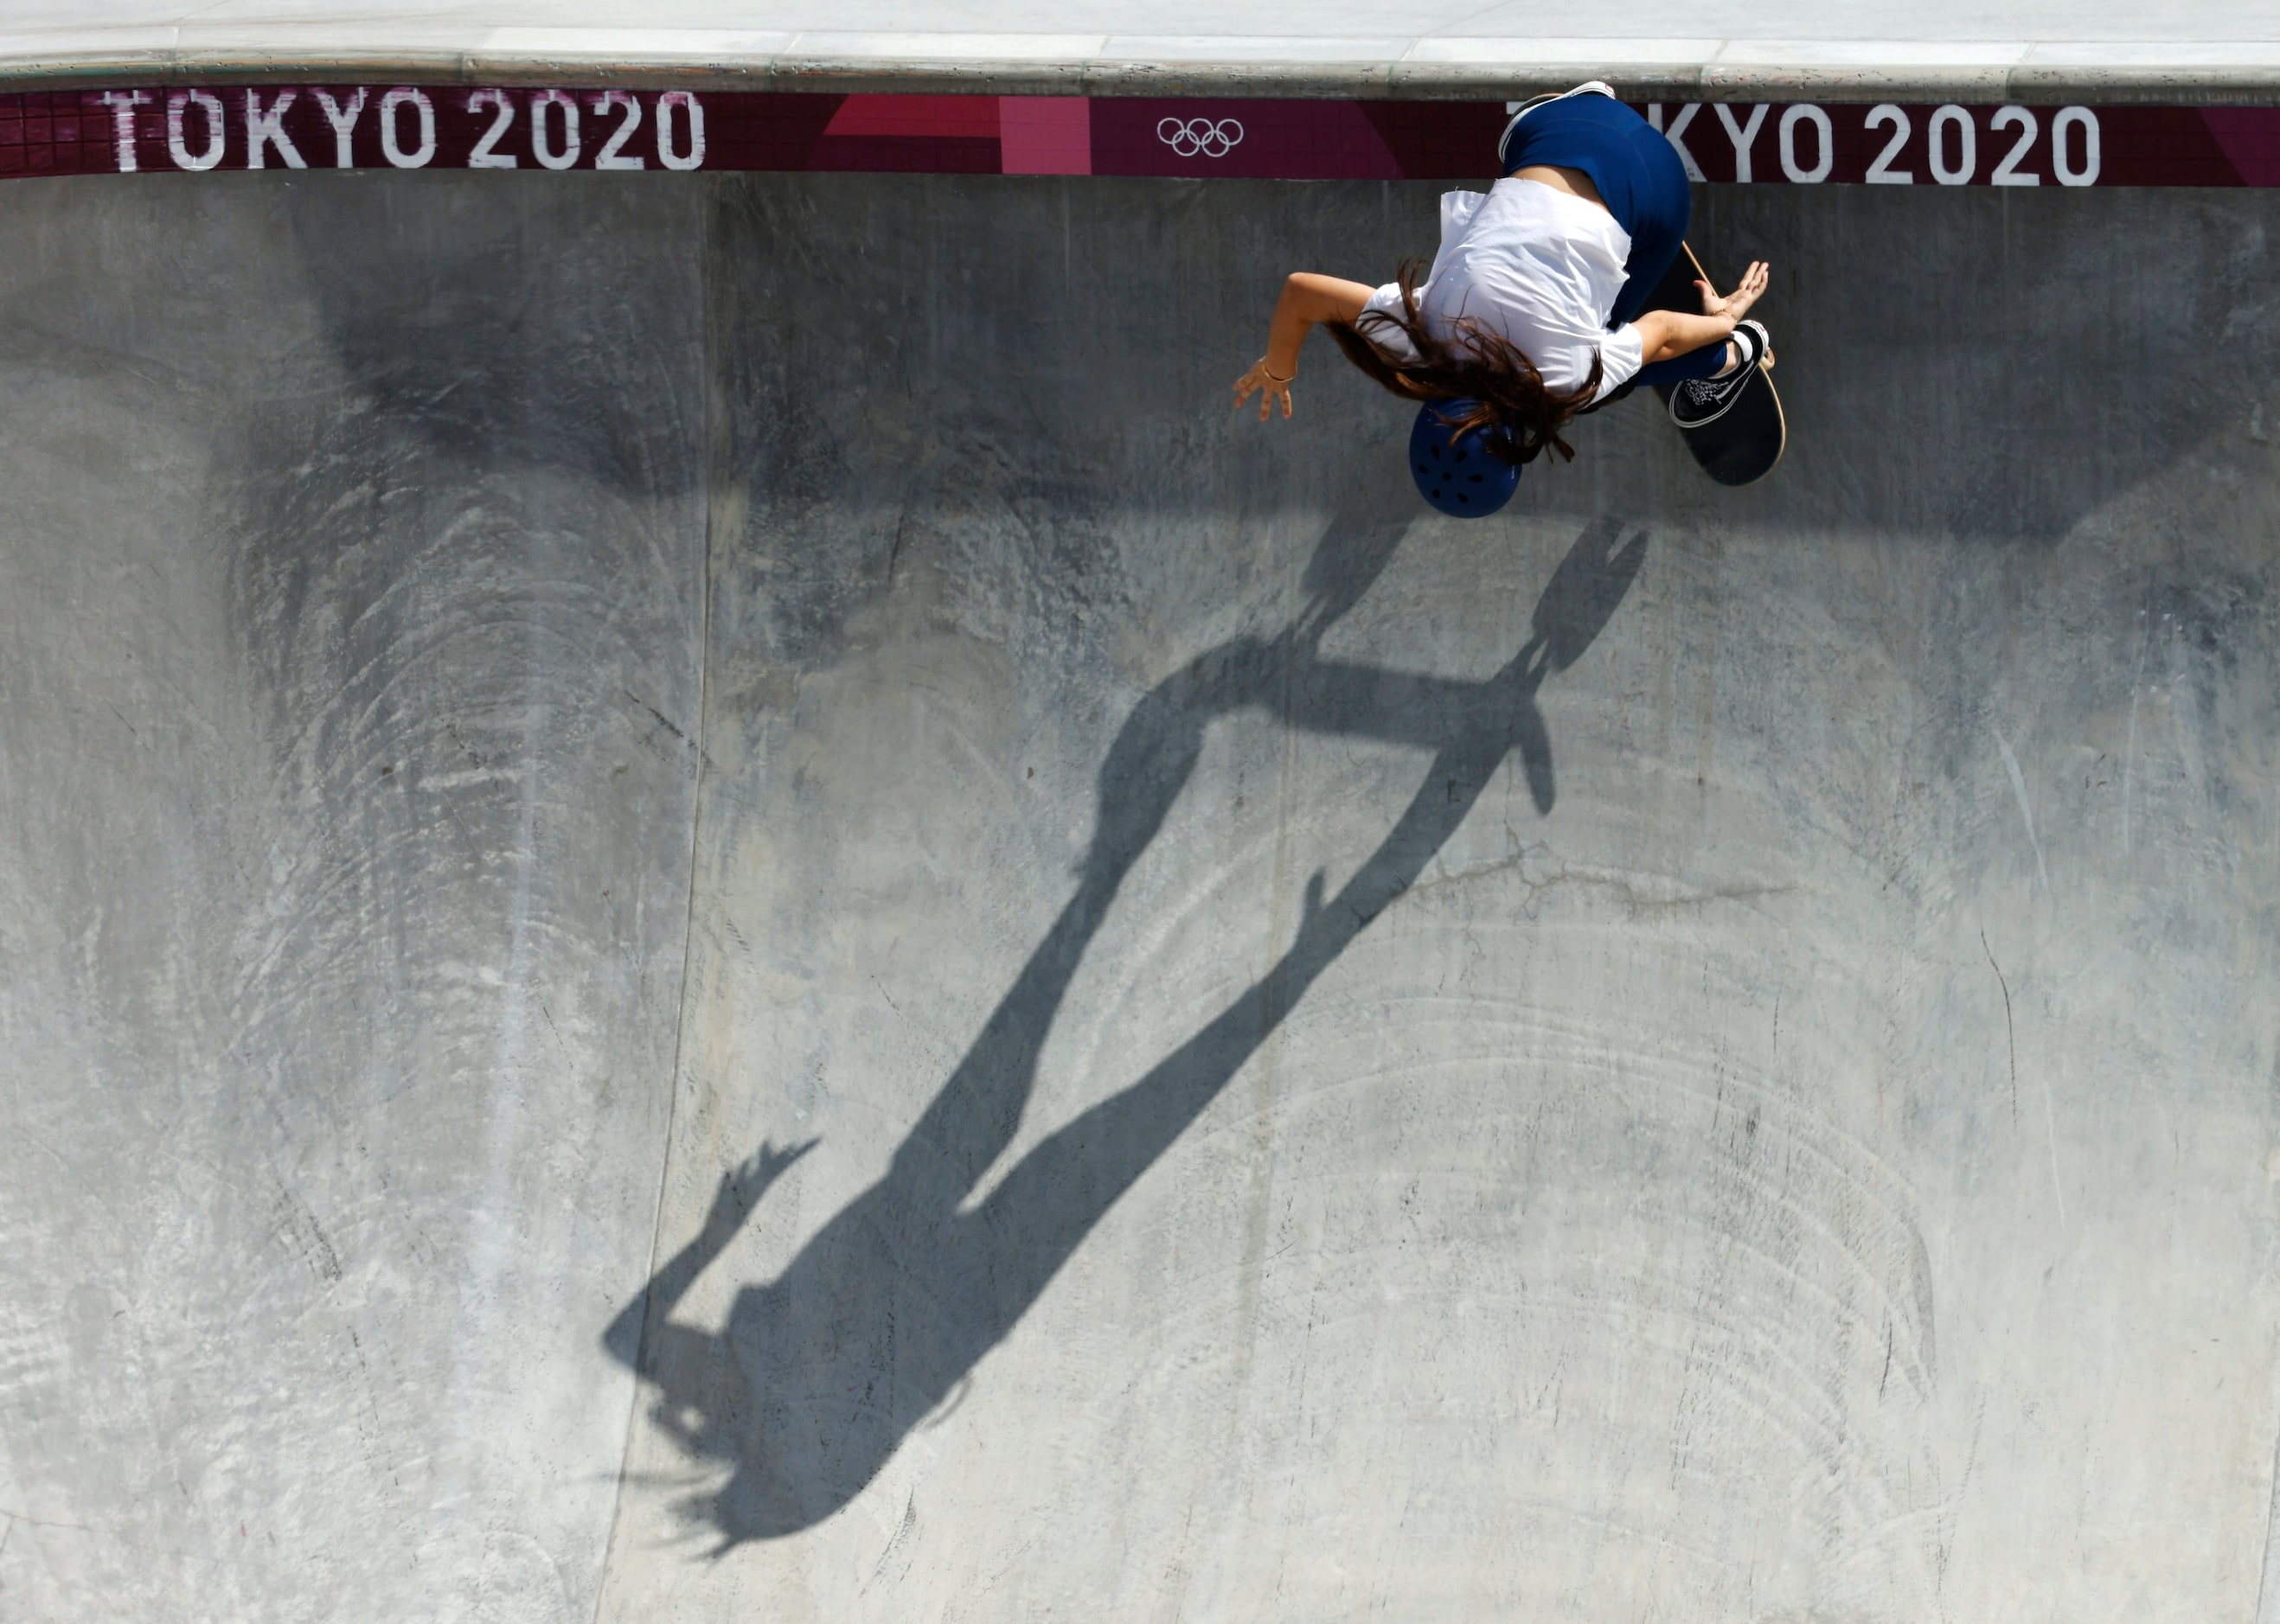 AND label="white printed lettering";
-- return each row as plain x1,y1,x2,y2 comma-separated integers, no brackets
99,90,149,173
467,89,516,168
167,89,227,171
530,89,580,170
2053,107,2100,186
1713,103,1770,182
1989,106,2040,185
244,90,305,169
1929,105,1975,184
1656,102,1706,182
1864,105,1913,183
1778,104,1833,183
313,88,366,168
591,91,645,169
379,87,436,168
